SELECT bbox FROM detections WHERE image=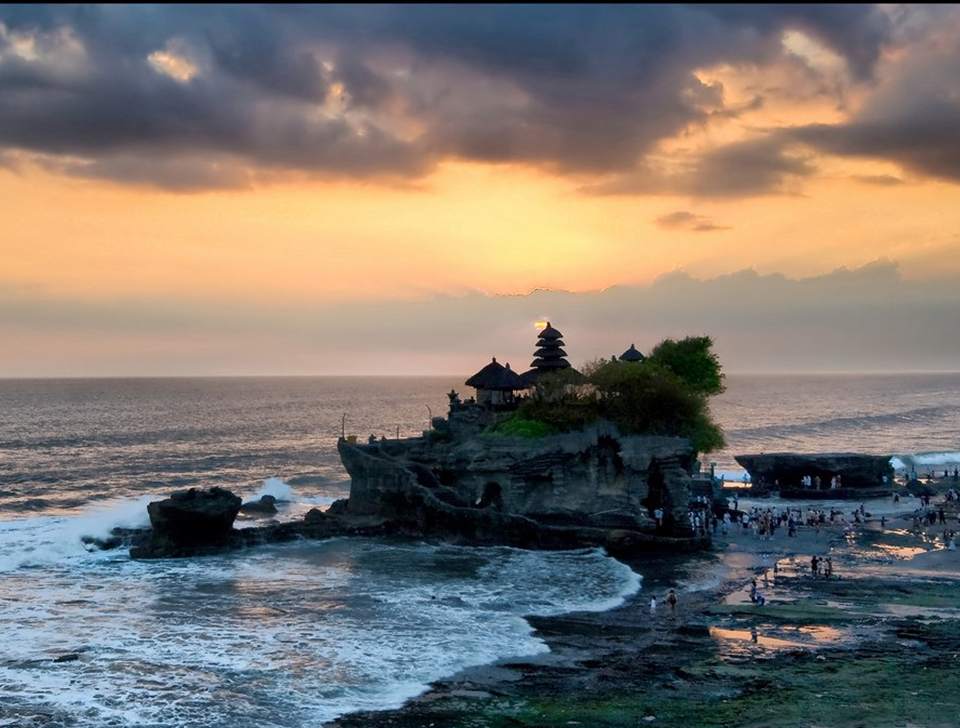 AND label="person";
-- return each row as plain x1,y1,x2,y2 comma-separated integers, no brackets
749,579,758,603
811,555,820,575
650,596,657,615
667,589,678,616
